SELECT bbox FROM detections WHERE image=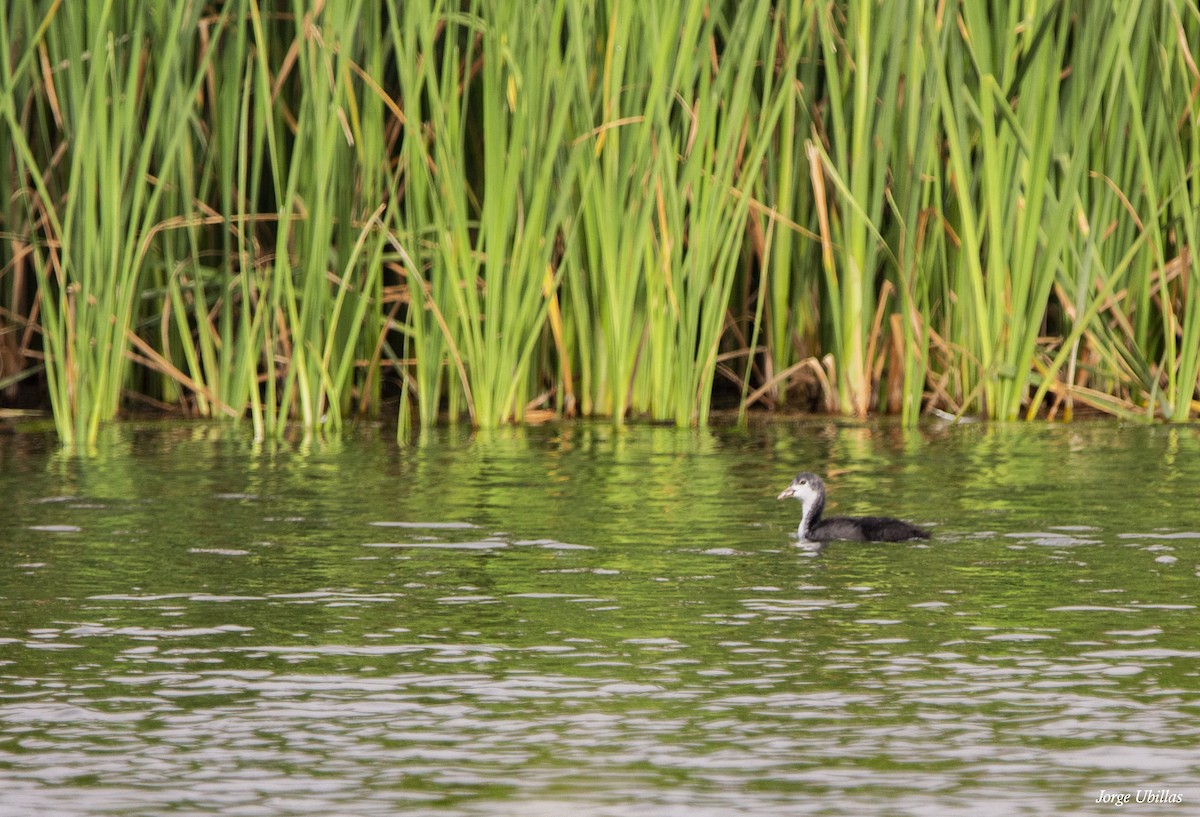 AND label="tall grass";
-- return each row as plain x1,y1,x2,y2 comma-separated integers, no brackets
936,1,1096,421
808,0,914,417
565,1,798,426
400,0,582,428
1,1,224,447
2,0,1199,447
